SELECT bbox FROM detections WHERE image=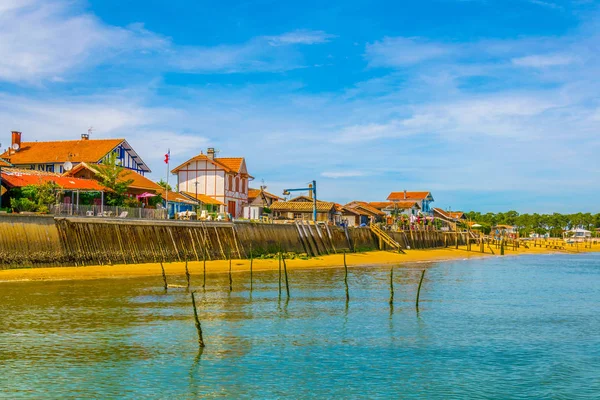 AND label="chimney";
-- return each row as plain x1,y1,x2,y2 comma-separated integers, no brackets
207,148,215,160
403,189,407,200
81,133,90,140
308,183,313,199
11,131,22,149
